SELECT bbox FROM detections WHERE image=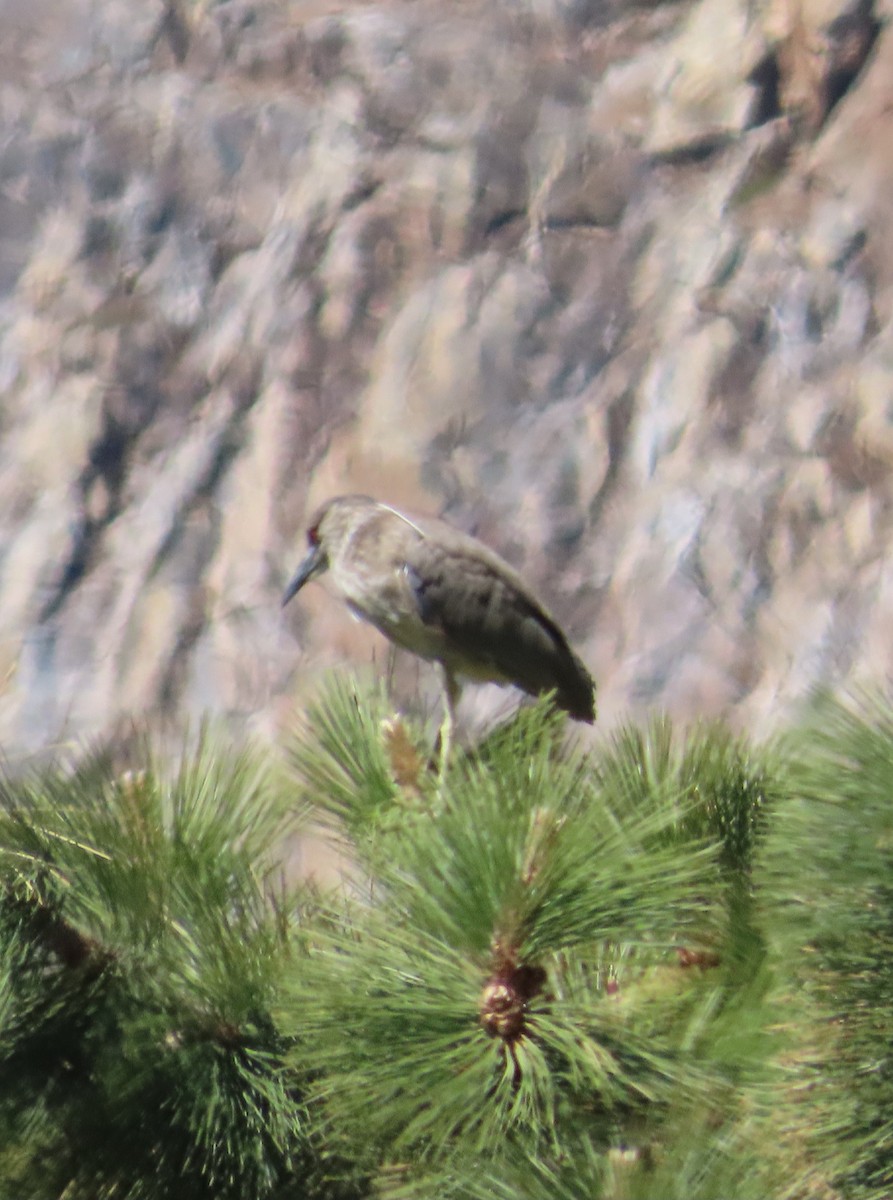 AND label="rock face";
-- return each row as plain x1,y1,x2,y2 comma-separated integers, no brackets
0,0,891,752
